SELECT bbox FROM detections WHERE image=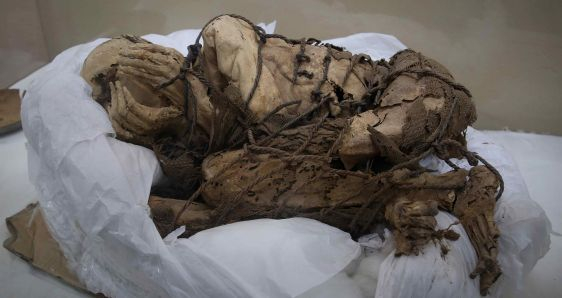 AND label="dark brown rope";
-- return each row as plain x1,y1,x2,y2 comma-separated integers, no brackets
293,112,329,155
164,15,504,235
438,139,505,201
343,54,372,85
264,33,301,45
157,14,268,146
257,96,330,145
368,50,503,202
387,68,472,97
256,100,302,125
